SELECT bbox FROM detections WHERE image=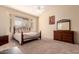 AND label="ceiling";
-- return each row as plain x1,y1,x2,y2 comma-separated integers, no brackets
5,5,45,17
